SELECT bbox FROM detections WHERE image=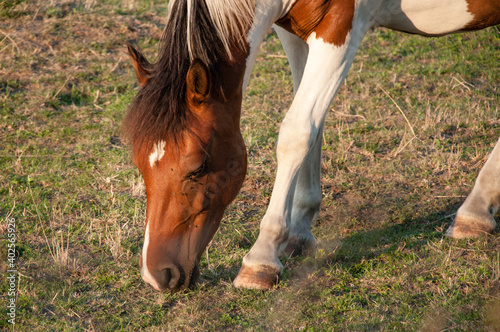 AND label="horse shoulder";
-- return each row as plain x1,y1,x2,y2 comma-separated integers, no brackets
276,0,356,46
